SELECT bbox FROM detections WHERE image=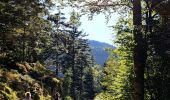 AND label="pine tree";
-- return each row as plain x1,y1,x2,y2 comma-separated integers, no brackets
0,0,54,63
